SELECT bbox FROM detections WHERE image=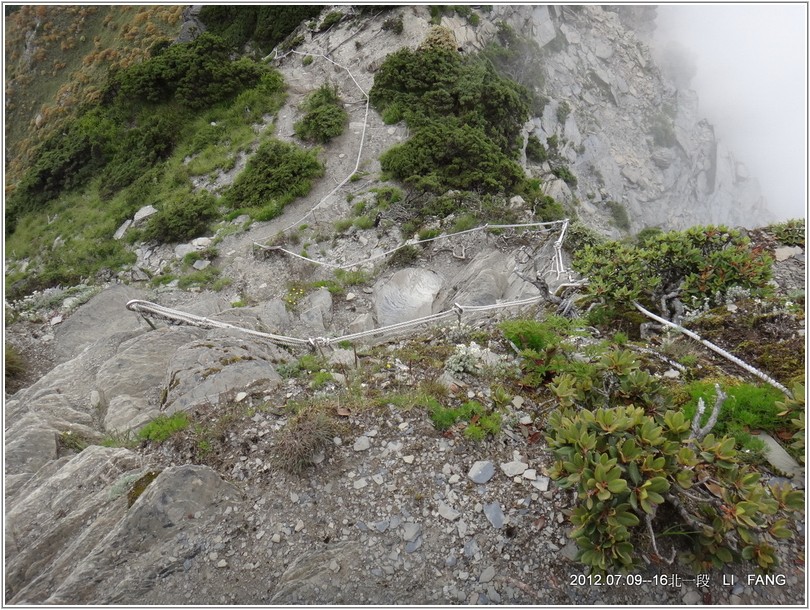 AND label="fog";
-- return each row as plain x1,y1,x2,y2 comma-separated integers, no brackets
653,4,807,221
